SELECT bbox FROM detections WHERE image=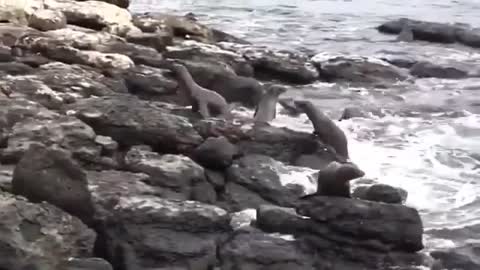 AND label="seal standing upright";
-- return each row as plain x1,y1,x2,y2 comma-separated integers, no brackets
170,63,231,119
254,84,287,123
294,100,350,160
